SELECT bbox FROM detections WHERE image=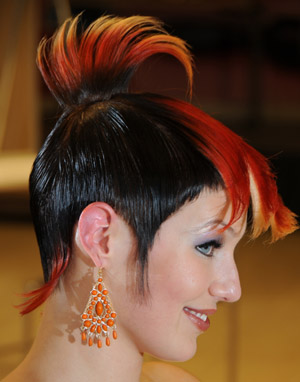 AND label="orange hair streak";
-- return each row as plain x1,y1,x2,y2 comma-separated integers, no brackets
37,14,193,106
160,97,298,241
